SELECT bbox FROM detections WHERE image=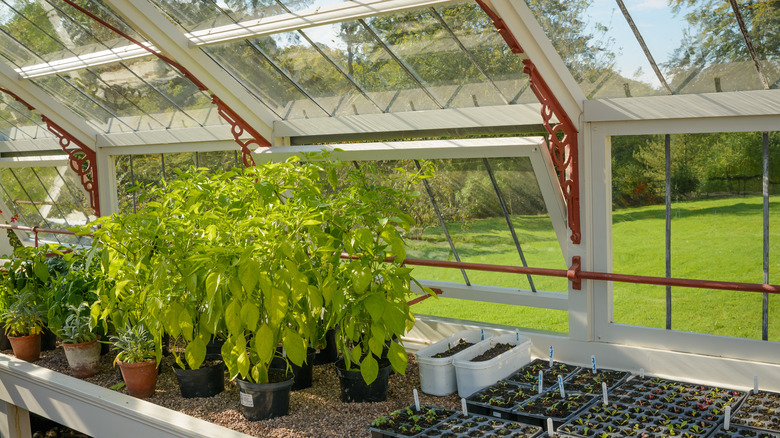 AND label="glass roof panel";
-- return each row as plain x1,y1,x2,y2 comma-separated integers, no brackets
202,39,328,120
737,0,779,89
30,55,218,133
252,30,383,117
362,6,510,109
0,0,142,68
299,21,440,113
0,92,53,141
436,2,531,104
624,0,763,94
